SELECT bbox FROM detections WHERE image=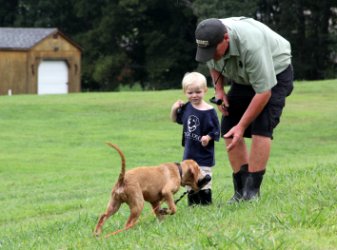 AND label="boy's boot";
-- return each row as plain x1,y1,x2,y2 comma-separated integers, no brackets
227,164,248,204
242,170,265,201
188,190,200,206
199,189,212,205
